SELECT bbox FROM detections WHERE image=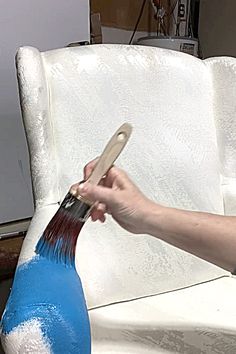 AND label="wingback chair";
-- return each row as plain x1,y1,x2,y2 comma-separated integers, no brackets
1,44,236,353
